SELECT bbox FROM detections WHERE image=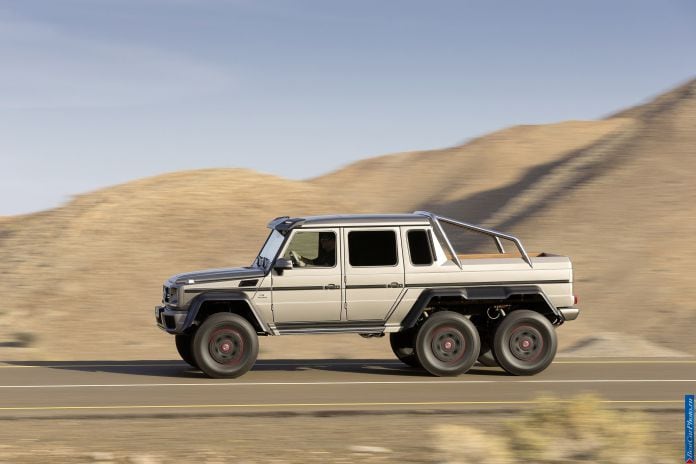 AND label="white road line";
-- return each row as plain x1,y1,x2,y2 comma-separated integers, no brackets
0,379,695,388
